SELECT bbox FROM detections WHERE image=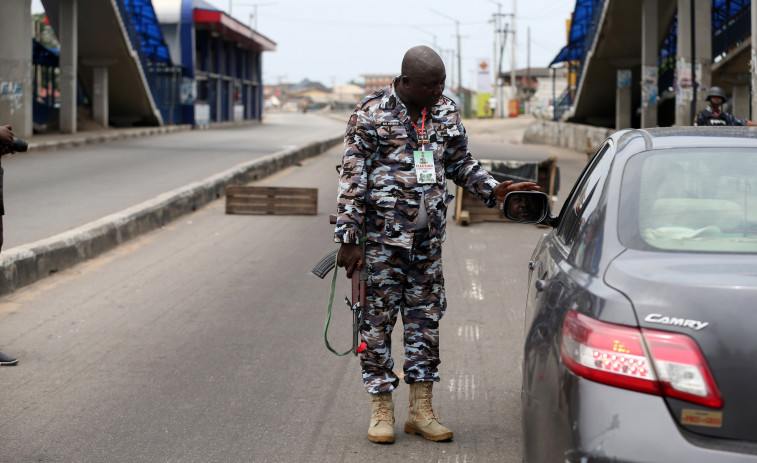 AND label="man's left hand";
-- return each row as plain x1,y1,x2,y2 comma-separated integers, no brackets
0,125,14,155
493,180,541,201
